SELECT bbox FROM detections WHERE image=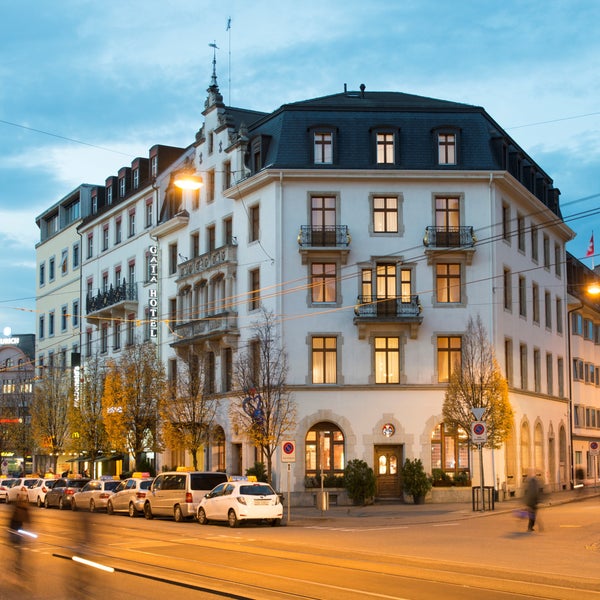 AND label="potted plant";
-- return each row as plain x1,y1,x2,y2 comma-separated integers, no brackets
401,458,432,504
